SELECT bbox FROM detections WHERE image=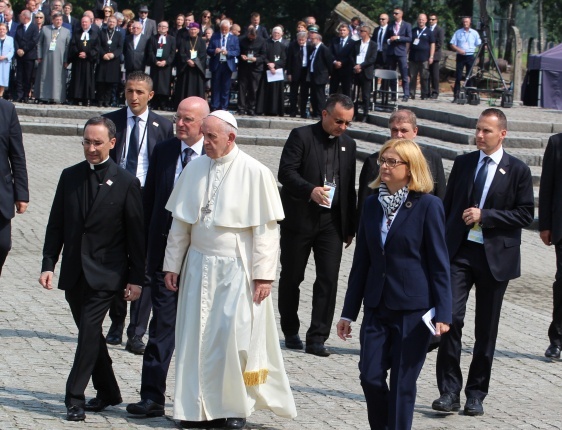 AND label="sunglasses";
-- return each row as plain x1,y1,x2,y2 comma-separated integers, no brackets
393,12,400,15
